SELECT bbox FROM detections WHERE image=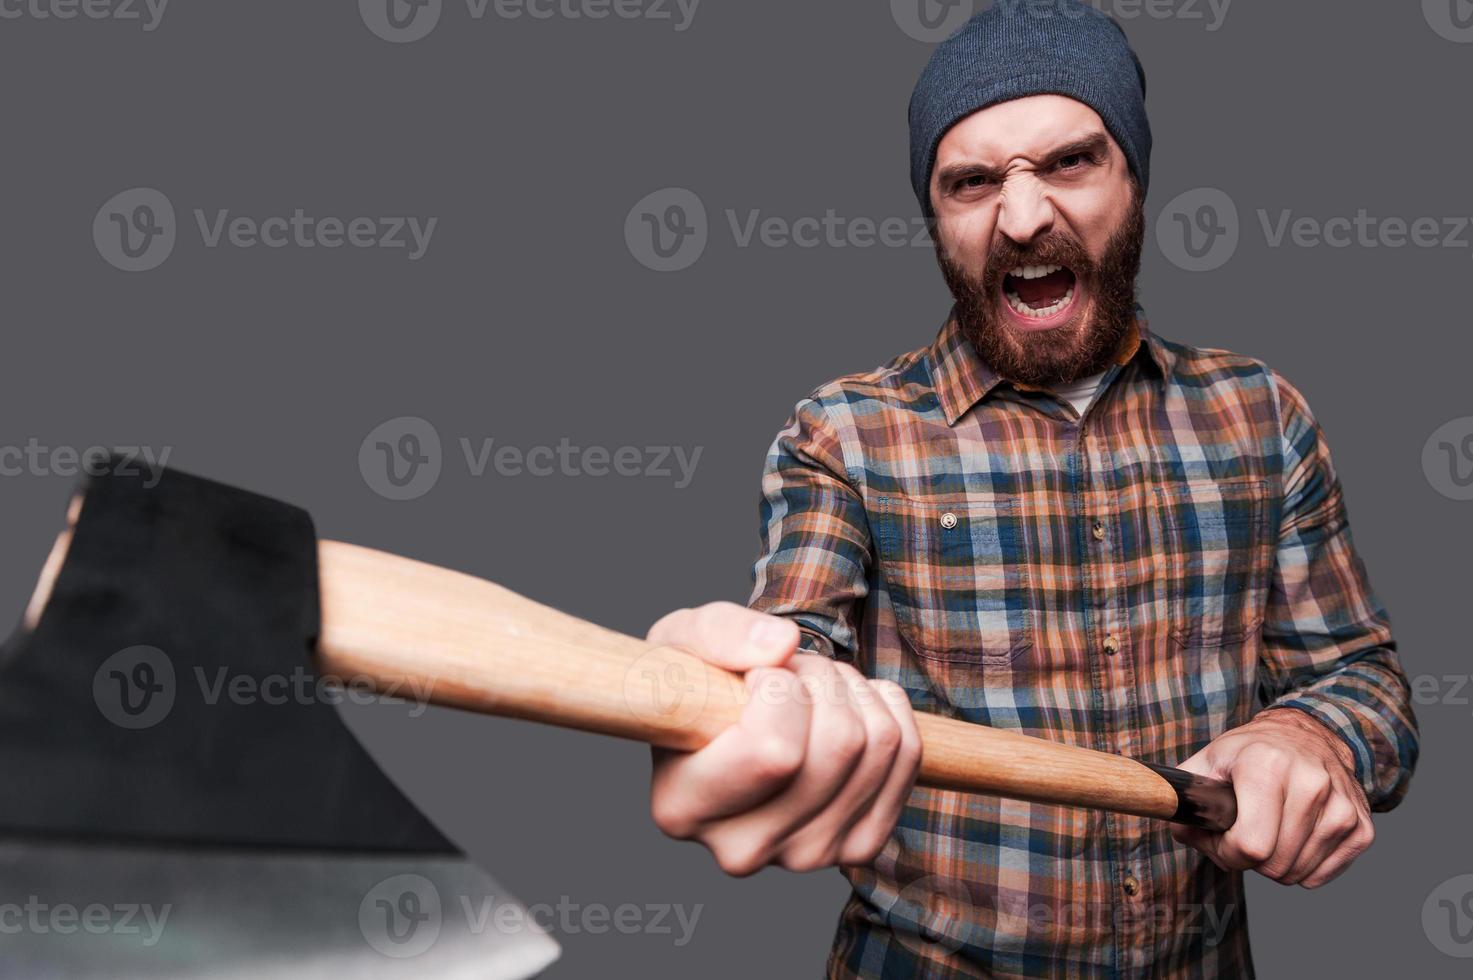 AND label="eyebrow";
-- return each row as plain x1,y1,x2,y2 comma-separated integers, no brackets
934,132,1112,188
